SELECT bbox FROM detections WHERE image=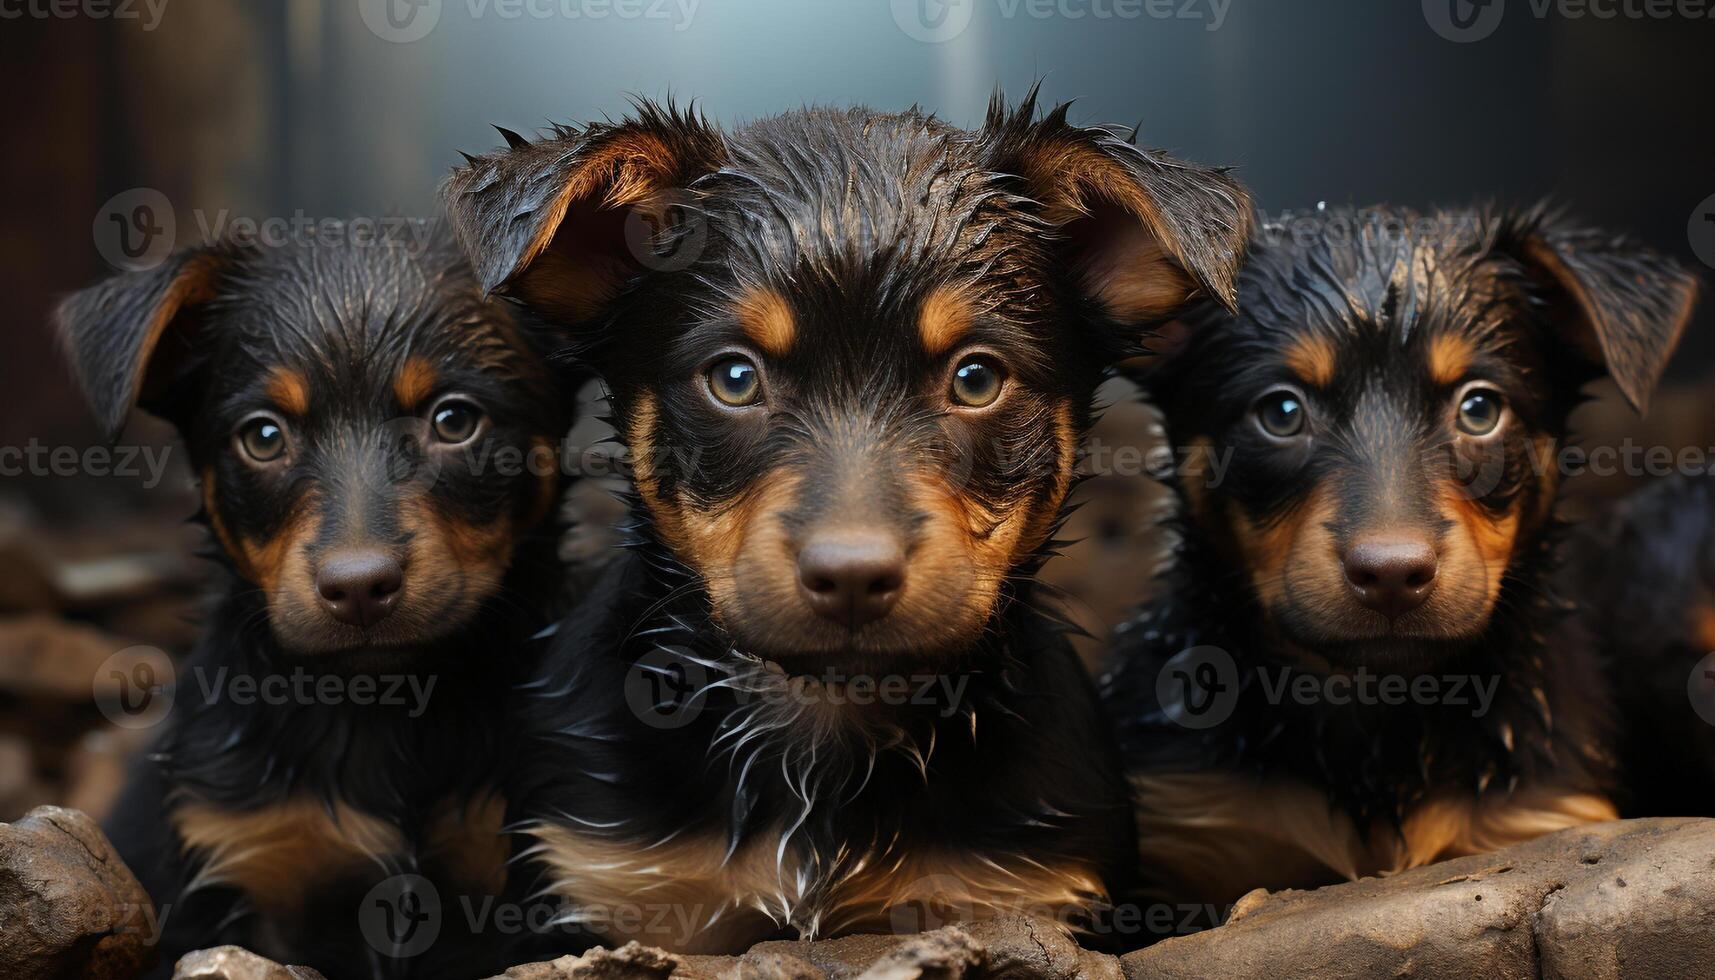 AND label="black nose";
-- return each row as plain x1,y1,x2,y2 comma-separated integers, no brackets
796,529,906,630
315,551,404,628
1343,536,1438,620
